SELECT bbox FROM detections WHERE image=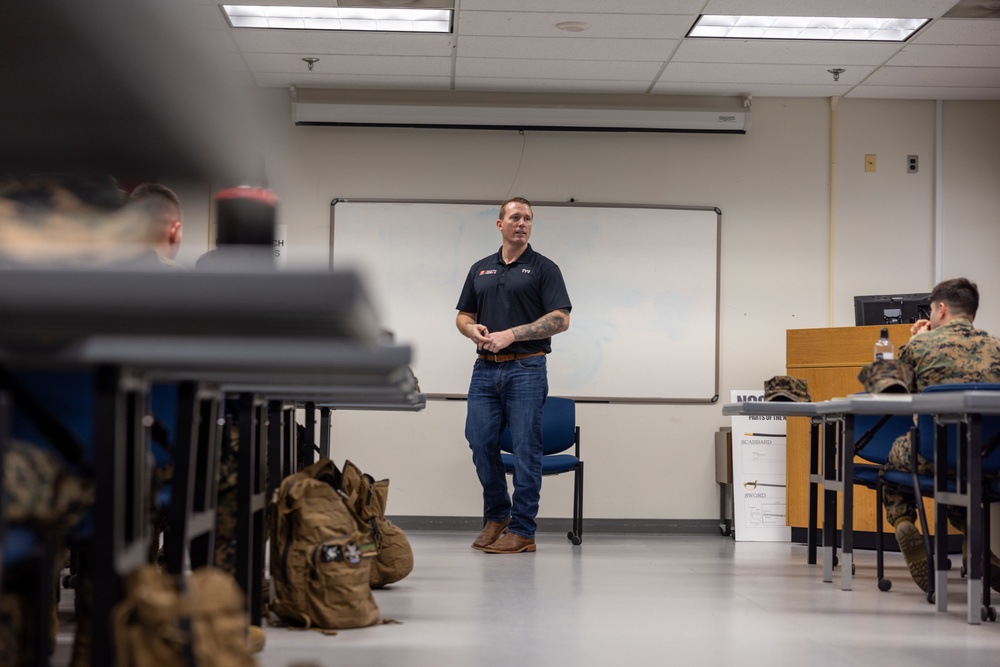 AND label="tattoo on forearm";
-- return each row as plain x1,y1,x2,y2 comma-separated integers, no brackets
513,310,568,341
